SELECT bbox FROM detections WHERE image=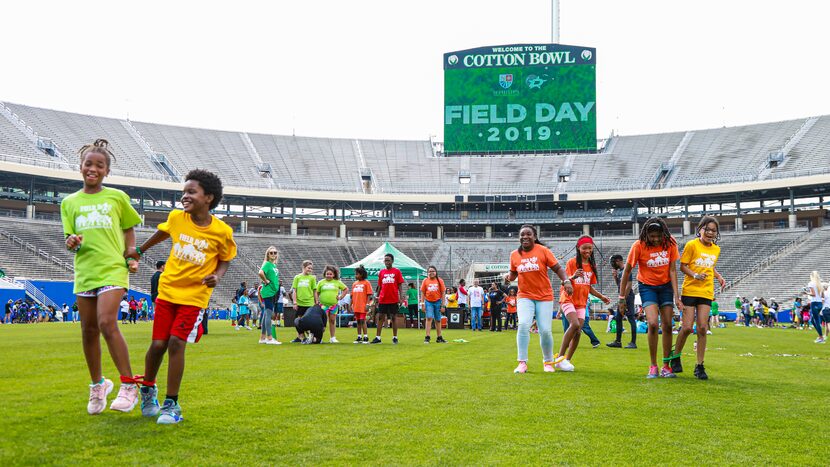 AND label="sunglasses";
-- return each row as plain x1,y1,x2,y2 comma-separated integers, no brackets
268,251,277,255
